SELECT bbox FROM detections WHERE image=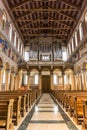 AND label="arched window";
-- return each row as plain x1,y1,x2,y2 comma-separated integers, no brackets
24,51,29,61
23,74,28,85
9,23,12,41
14,32,16,47
62,47,67,61
79,22,83,41
69,44,71,55
21,44,23,55
75,31,78,47
2,11,6,29
85,12,87,22
18,39,20,52
64,75,67,84
19,42,21,53
53,74,58,85
34,74,38,85
2,70,6,84
72,38,74,52
0,9,3,26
